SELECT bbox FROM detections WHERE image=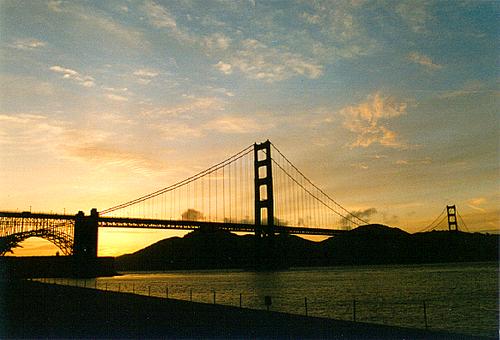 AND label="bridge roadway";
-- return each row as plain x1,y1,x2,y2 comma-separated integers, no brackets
0,211,346,236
